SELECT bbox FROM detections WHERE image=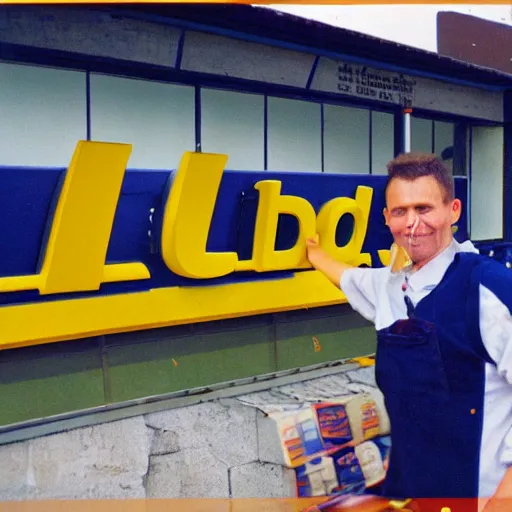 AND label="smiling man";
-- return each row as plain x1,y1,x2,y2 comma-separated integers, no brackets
307,153,512,511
